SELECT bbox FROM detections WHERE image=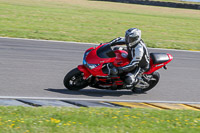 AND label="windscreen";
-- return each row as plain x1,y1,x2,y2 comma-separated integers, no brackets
97,44,116,58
